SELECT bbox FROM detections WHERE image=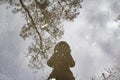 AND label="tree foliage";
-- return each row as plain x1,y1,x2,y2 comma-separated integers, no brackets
11,0,82,69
